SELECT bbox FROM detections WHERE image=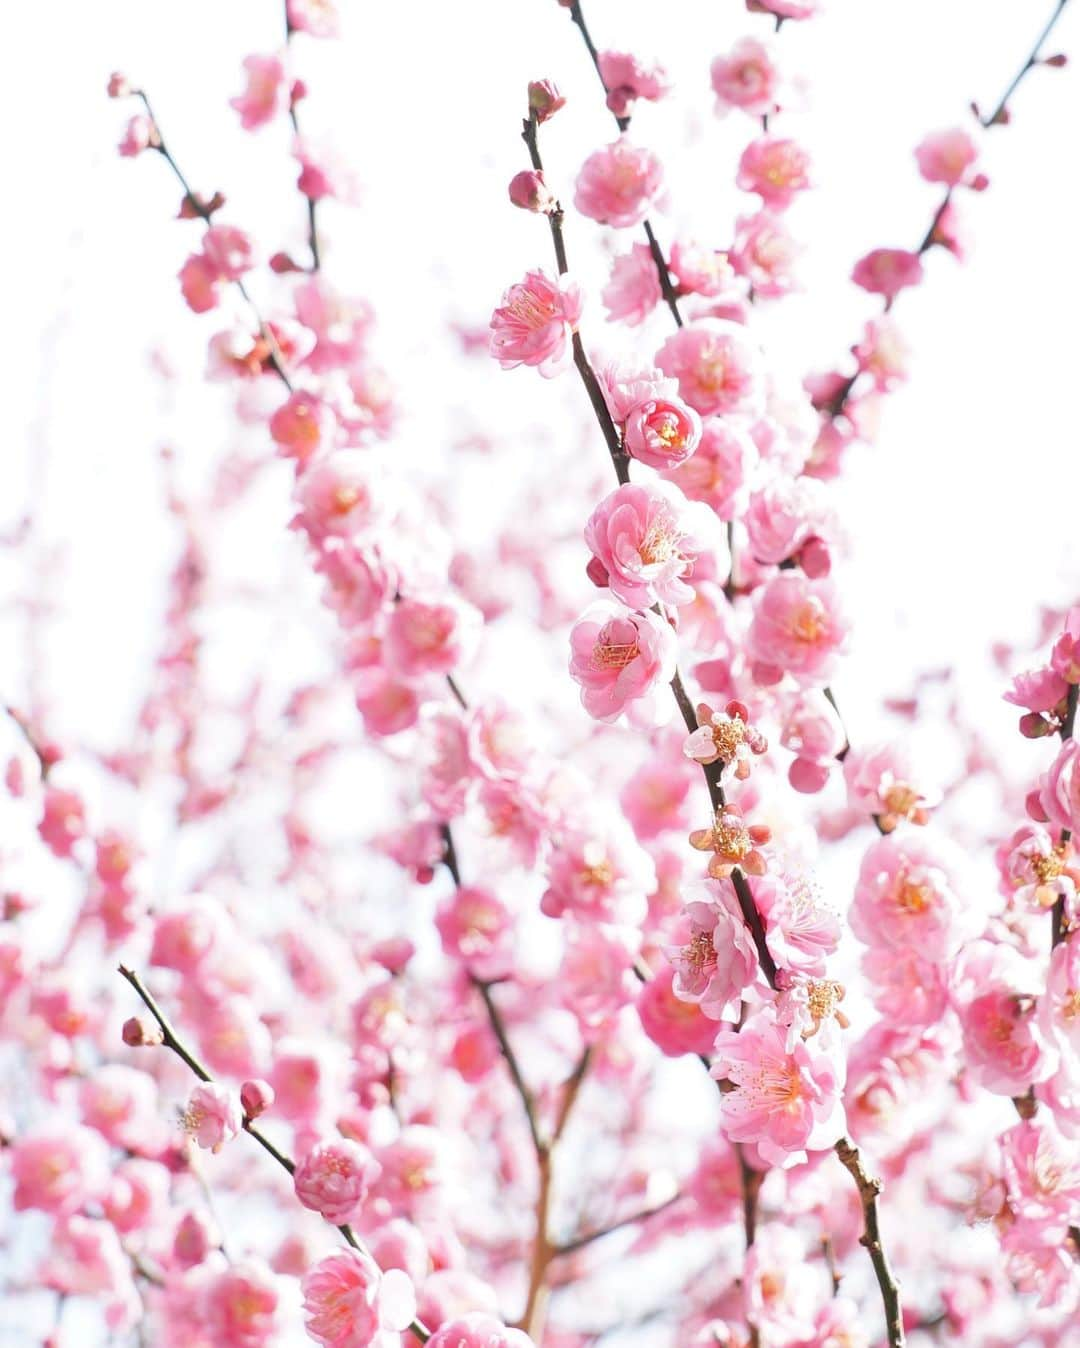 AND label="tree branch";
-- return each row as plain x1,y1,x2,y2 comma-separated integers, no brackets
834,1136,907,1348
